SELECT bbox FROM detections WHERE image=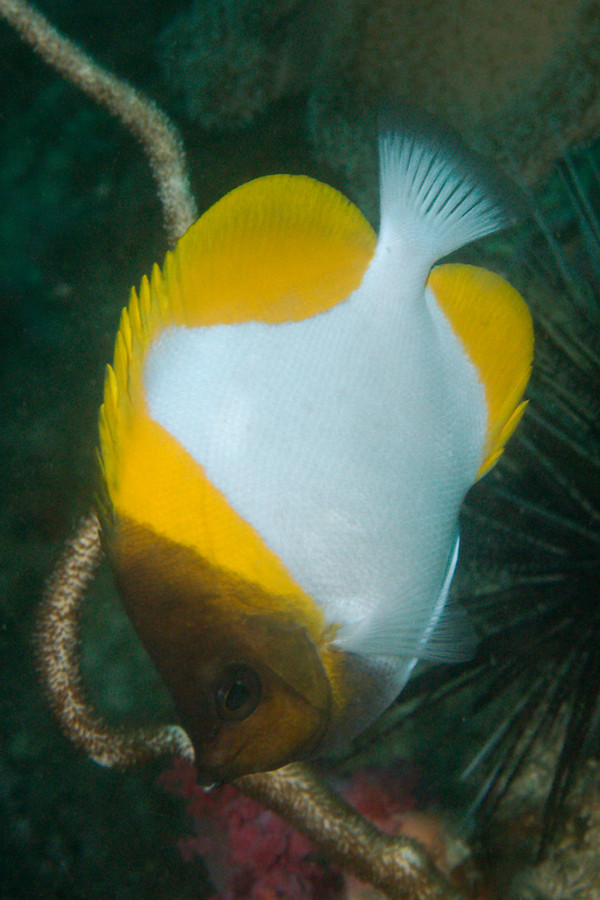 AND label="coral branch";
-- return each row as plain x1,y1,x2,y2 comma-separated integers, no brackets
35,514,462,897
0,0,197,245
35,512,194,768
239,764,466,900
